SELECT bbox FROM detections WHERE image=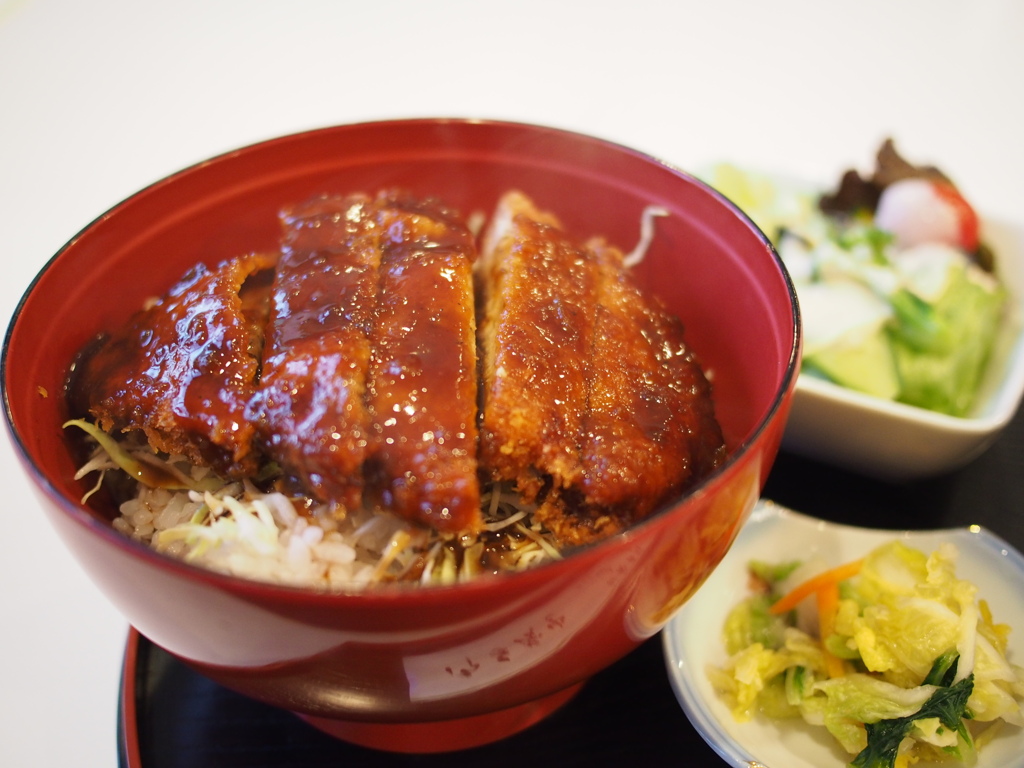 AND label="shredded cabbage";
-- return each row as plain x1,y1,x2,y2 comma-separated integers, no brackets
67,421,562,590
708,540,1024,767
